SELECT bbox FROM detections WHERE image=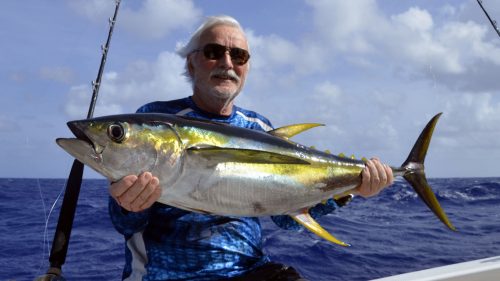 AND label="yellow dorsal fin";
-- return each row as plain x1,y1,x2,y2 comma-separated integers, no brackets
290,209,350,247
268,123,324,139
